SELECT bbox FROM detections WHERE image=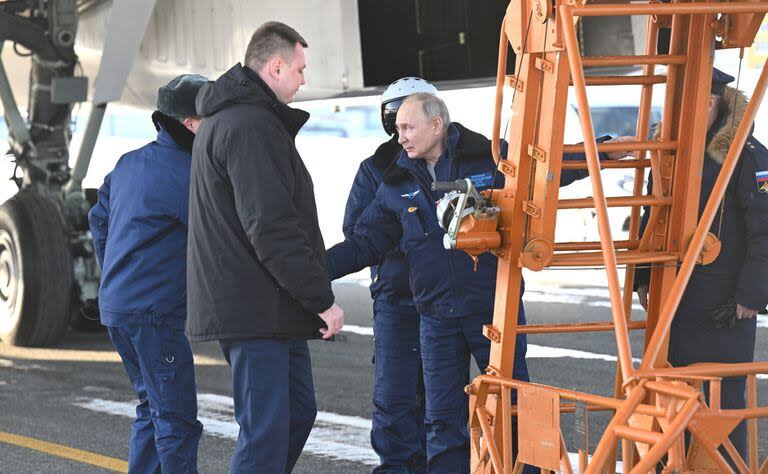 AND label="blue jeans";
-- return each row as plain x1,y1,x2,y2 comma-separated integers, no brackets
219,338,317,473
372,302,426,473
420,304,530,473
108,322,202,474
